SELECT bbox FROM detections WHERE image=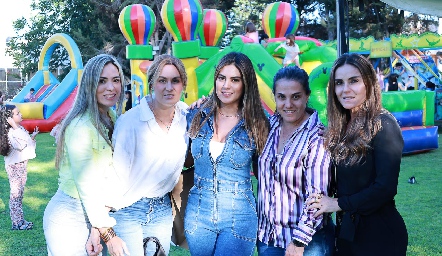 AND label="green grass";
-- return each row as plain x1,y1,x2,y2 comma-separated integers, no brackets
1,132,441,255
